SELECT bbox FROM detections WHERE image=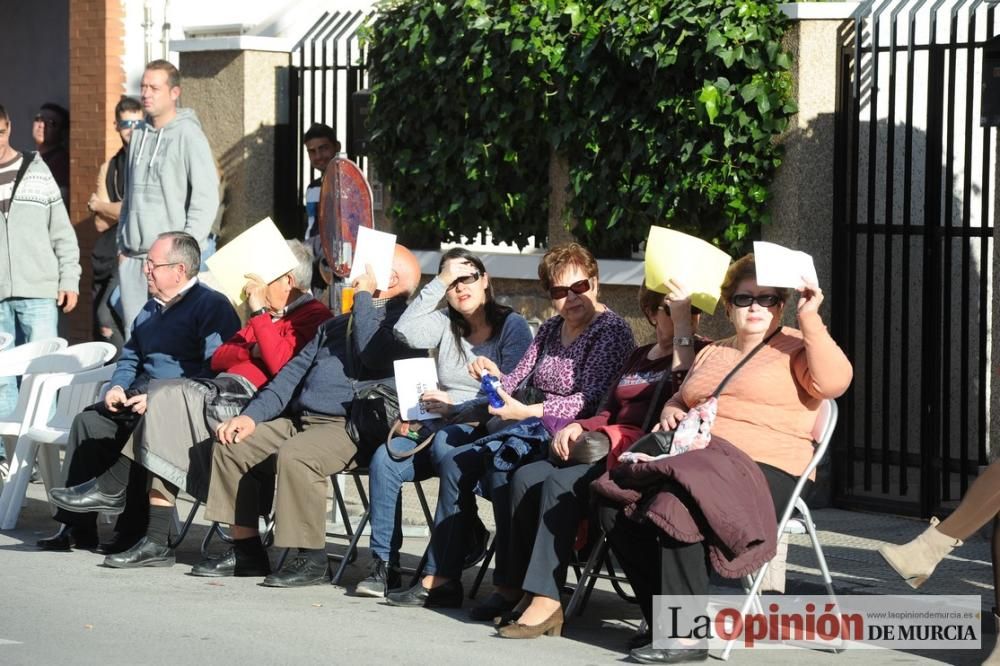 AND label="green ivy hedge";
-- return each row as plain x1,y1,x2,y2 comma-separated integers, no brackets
365,0,795,255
